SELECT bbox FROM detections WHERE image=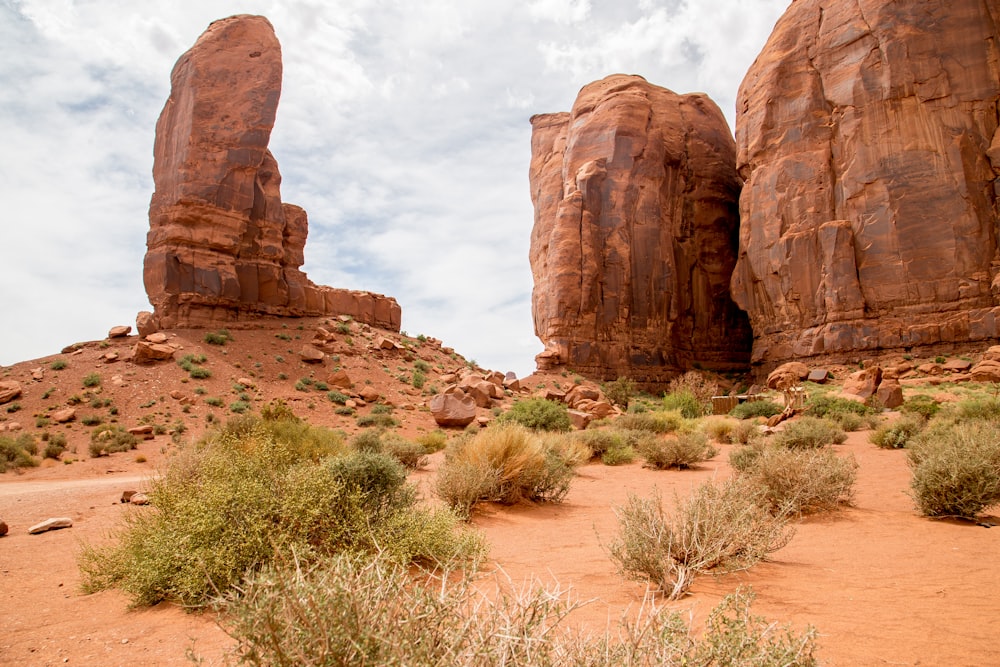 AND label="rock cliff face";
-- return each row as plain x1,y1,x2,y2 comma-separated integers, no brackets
529,74,751,386
732,0,1000,370
144,15,400,331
